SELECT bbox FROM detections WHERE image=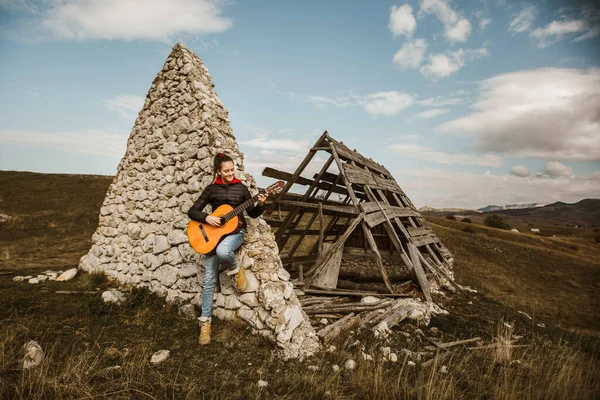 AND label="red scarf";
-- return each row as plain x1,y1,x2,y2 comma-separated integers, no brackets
215,177,242,185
